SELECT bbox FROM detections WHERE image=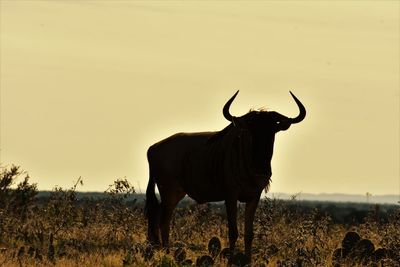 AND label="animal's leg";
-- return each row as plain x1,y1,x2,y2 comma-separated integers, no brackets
159,188,185,251
225,199,238,263
148,222,160,247
244,196,260,262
